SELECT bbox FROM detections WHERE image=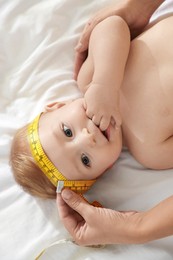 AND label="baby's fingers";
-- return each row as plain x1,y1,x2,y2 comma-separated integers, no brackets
85,108,94,120
114,112,122,128
92,114,102,126
99,116,111,132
